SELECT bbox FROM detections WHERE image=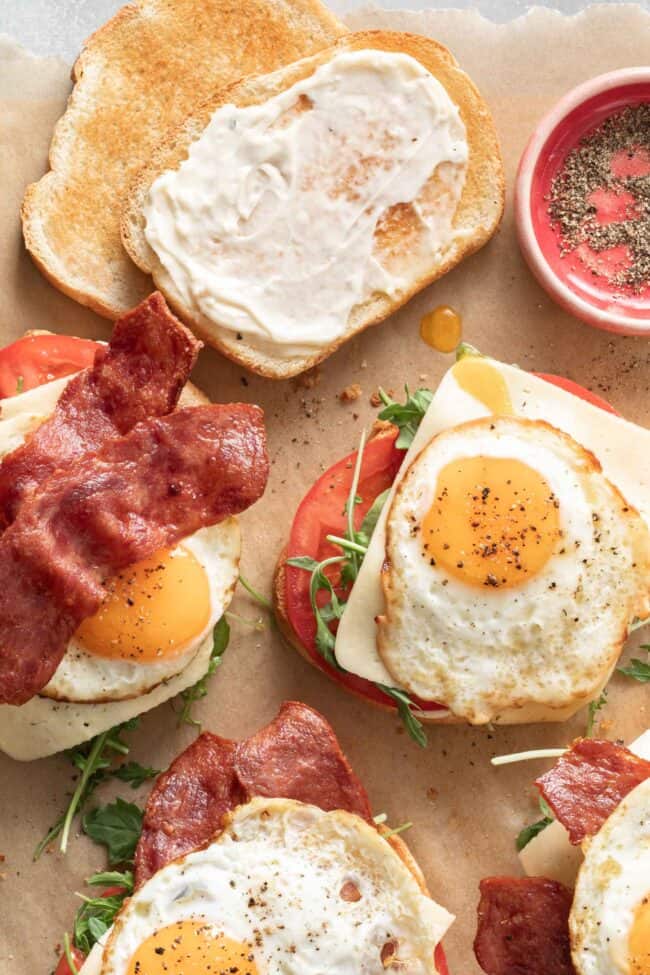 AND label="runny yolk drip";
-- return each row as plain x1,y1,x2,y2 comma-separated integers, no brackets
76,547,210,662
421,456,561,589
126,922,259,975
629,896,650,975
420,305,462,353
452,356,513,415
